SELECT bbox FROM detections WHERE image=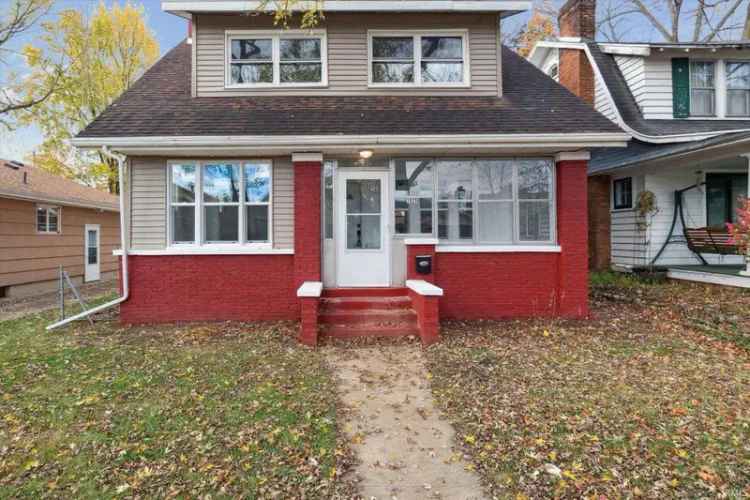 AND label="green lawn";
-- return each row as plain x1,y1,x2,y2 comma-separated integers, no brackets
0,306,353,498
426,277,750,498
